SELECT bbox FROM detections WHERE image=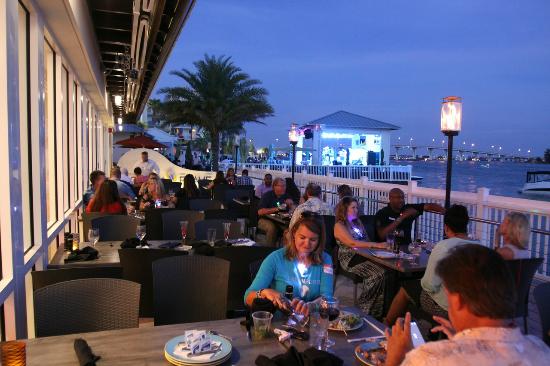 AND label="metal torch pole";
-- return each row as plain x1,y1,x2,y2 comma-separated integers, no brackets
291,141,297,181
234,145,239,172
444,133,455,209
